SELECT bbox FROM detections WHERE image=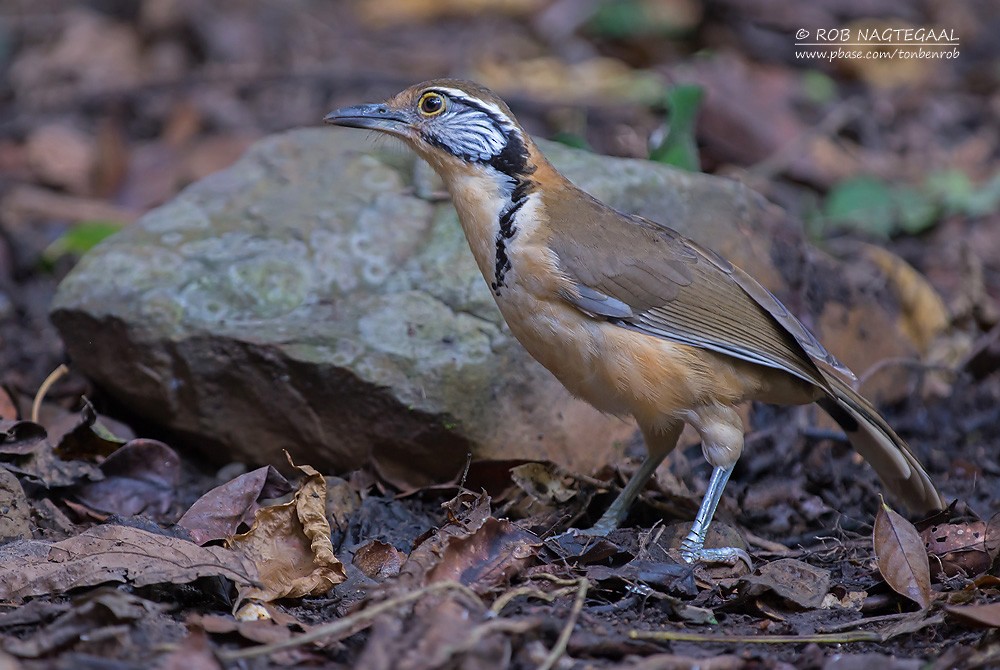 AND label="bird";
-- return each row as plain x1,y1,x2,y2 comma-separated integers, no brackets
324,79,945,565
